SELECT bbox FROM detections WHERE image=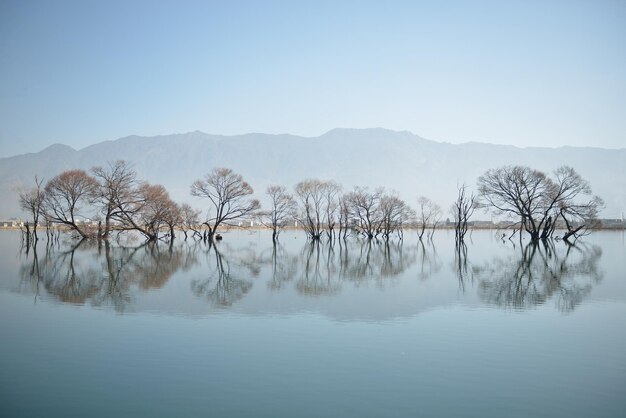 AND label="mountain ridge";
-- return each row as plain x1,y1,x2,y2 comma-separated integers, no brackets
1,128,624,219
